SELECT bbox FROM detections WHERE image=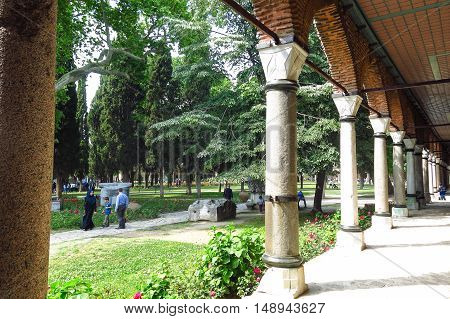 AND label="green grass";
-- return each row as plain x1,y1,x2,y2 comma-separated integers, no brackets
49,238,203,299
